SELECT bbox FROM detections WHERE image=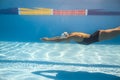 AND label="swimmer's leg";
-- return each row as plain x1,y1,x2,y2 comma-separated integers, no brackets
99,26,120,41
